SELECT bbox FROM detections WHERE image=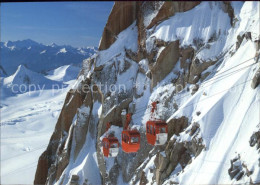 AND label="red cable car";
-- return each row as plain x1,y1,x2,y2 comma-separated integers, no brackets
146,120,168,145
102,122,119,157
121,113,141,153
146,101,168,146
